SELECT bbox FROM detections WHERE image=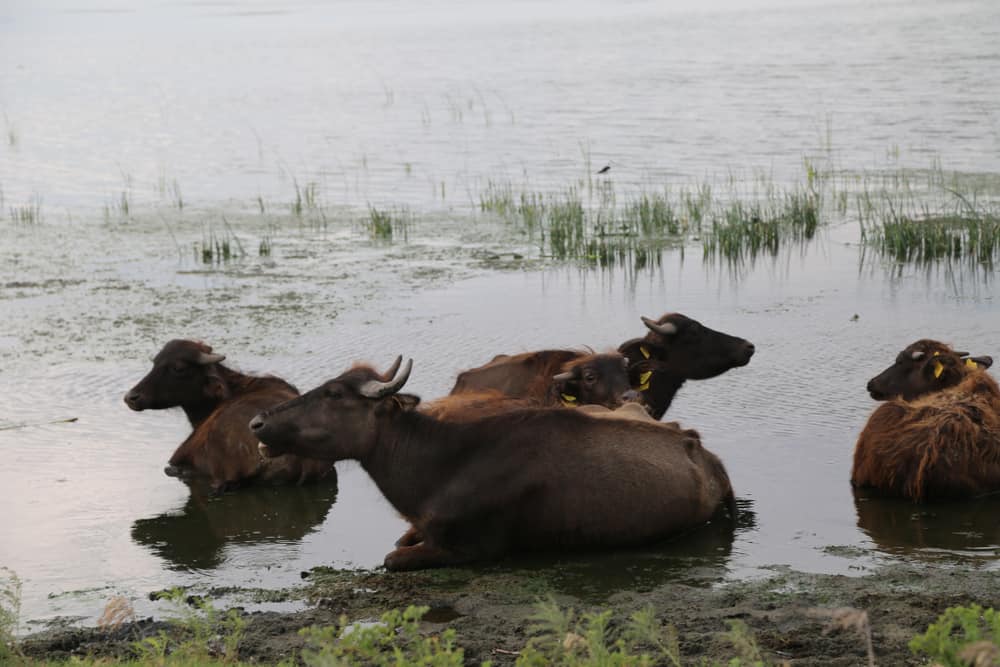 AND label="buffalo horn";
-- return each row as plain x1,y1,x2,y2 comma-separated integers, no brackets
196,352,226,365
641,316,678,336
955,350,969,357
382,355,402,380
359,357,413,398
552,371,574,382
910,350,925,360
